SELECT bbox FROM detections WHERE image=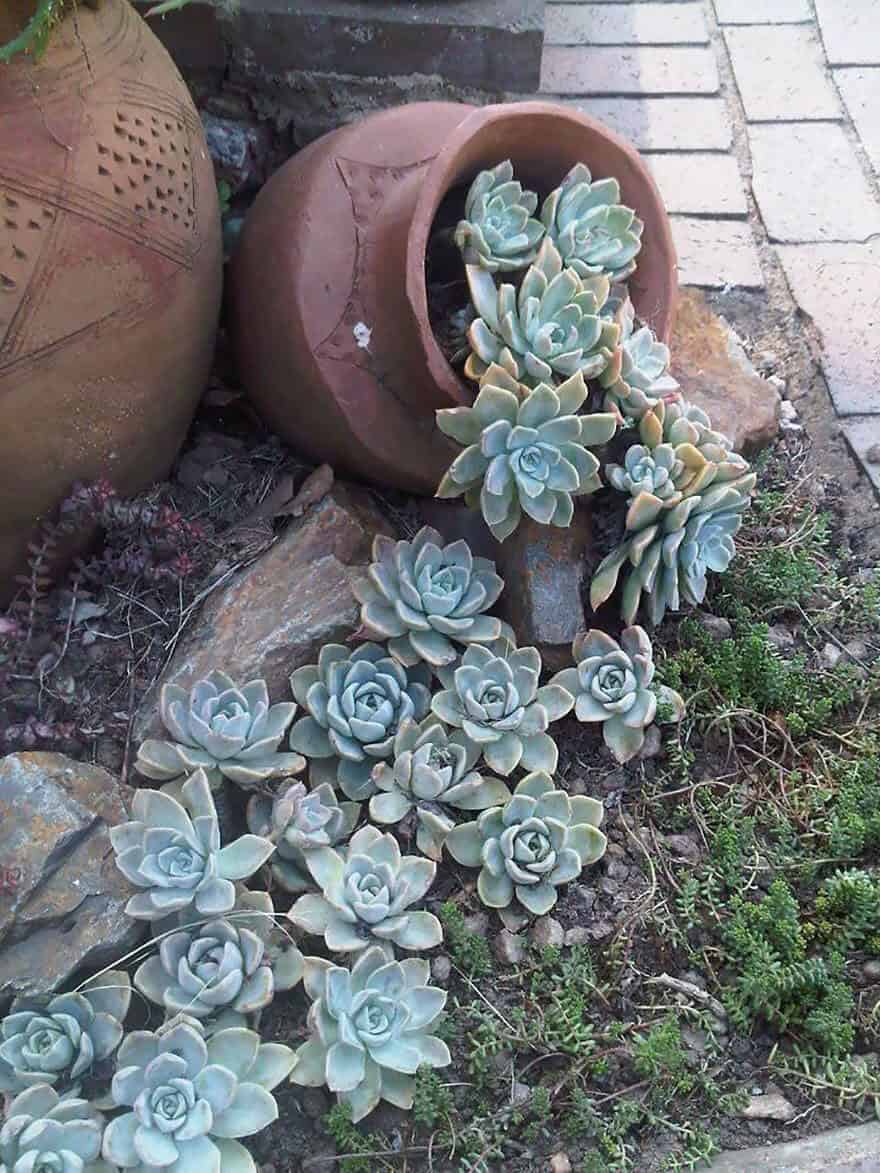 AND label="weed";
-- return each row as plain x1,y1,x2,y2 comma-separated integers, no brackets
439,903,493,979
